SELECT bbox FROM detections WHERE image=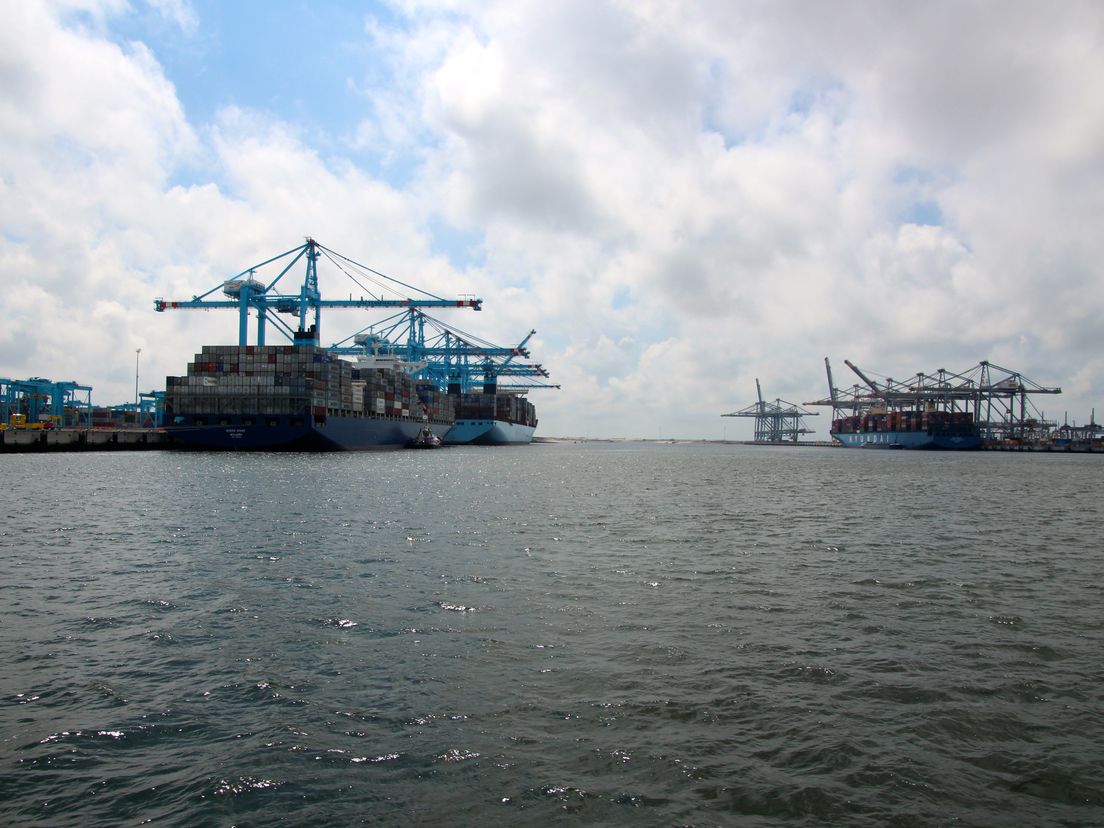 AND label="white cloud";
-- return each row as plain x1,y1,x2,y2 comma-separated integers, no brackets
146,0,198,35
383,0,1104,436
